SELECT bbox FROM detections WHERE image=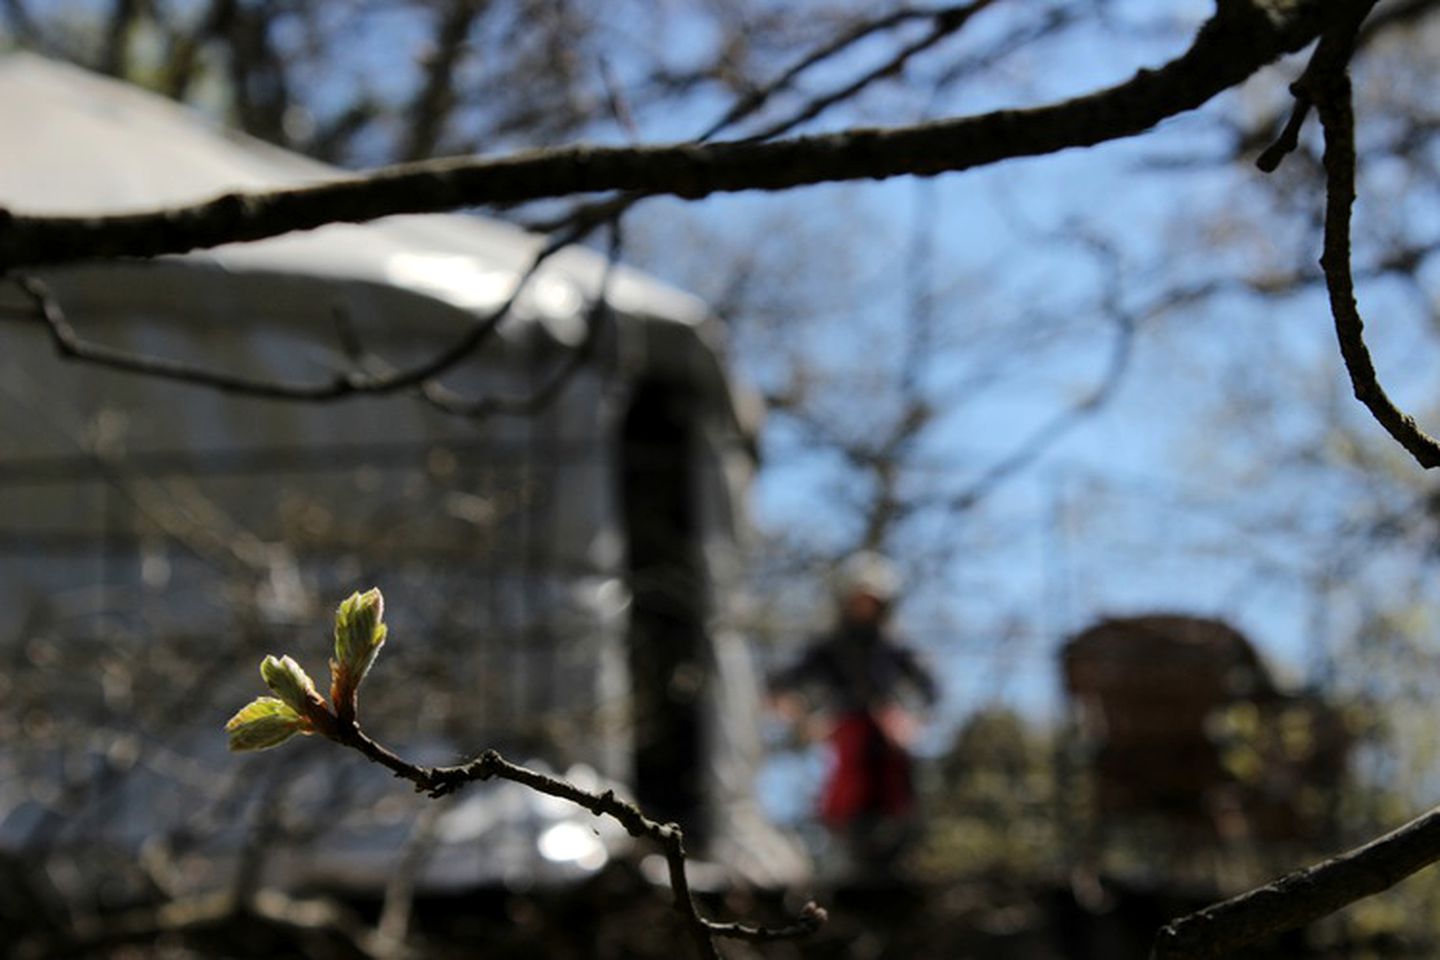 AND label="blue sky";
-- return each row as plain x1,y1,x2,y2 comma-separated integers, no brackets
32,0,1440,793
284,0,1440,762
642,5,1440,765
